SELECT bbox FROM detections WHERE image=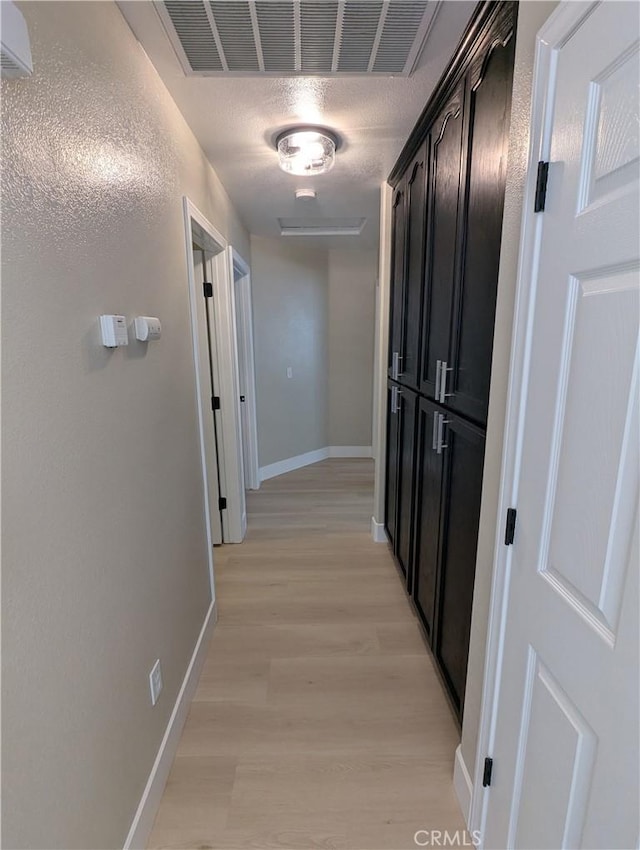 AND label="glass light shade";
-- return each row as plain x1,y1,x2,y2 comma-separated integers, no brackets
277,129,337,176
